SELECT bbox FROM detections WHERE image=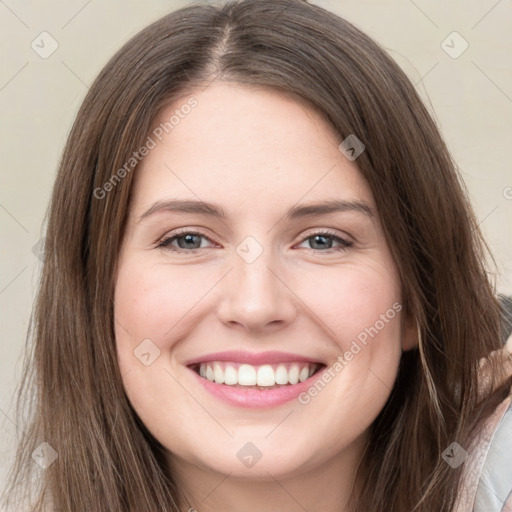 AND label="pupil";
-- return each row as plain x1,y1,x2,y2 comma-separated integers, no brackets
311,235,332,250
178,234,200,249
